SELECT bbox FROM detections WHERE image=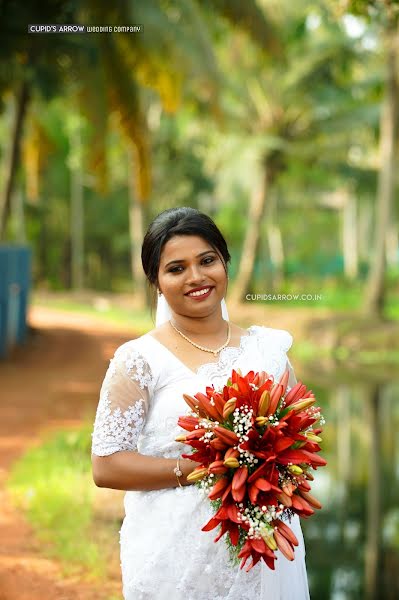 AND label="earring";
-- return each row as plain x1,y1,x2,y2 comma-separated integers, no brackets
157,289,162,297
